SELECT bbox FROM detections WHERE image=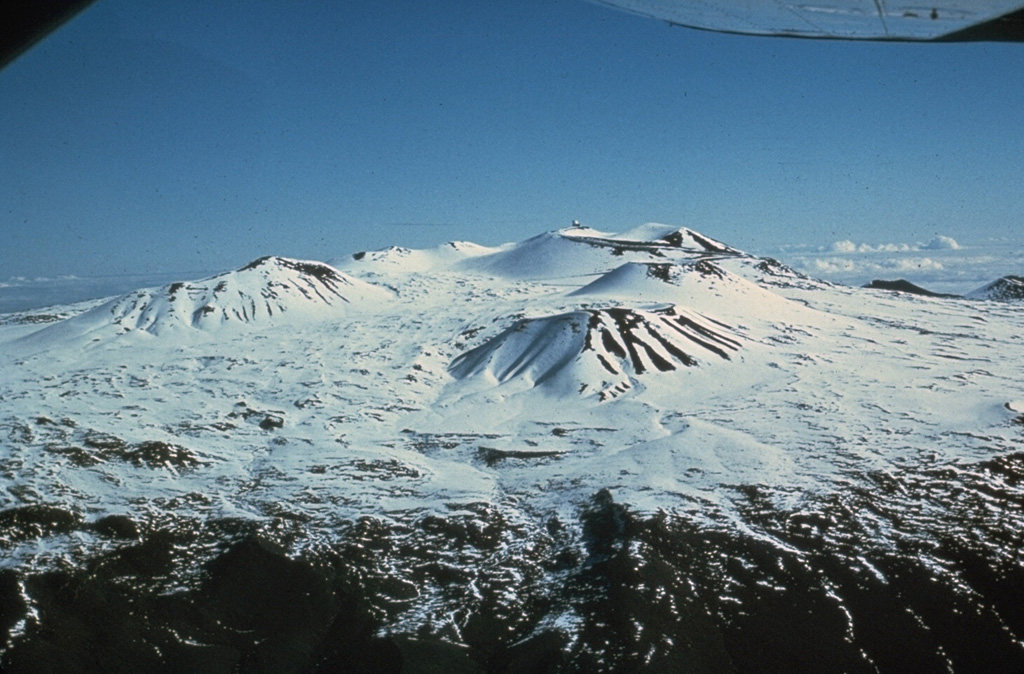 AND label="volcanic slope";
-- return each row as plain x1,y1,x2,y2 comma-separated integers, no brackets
966,274,1024,301
2,224,1023,673
4,224,1019,514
